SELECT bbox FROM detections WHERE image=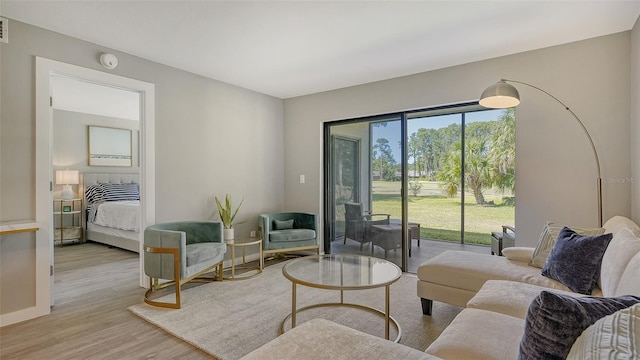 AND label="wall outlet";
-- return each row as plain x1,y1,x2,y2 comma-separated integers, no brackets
250,230,256,237
299,174,305,184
